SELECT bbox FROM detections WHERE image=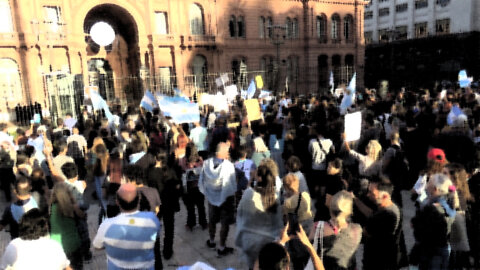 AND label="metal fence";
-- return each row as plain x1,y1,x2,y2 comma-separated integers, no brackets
3,65,356,124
